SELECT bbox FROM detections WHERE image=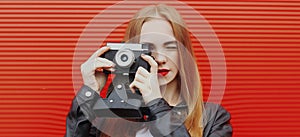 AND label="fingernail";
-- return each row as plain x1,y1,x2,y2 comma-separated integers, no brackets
141,54,145,56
